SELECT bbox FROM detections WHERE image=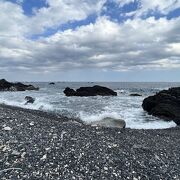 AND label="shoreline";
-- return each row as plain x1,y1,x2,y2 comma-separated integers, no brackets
0,104,180,179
